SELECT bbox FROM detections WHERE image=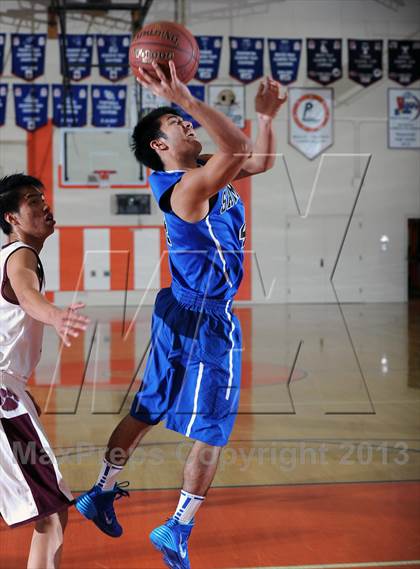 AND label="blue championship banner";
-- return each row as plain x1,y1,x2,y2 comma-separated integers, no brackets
307,38,342,86
91,85,126,127
13,84,49,131
194,36,223,83
97,34,130,82
60,34,94,81
388,40,420,86
348,39,383,87
11,34,47,81
229,36,264,84
0,34,5,76
52,84,88,127
172,85,205,129
268,39,301,86
0,84,8,126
